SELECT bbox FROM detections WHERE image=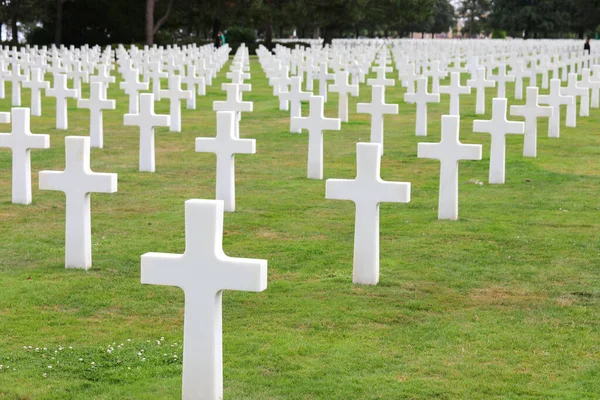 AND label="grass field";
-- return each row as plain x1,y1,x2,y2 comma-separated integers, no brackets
0,56,599,399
